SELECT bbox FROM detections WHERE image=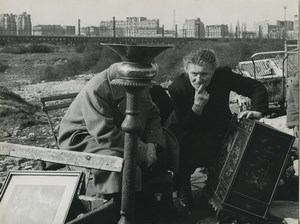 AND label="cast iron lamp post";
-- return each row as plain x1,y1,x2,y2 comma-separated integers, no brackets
102,43,173,224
